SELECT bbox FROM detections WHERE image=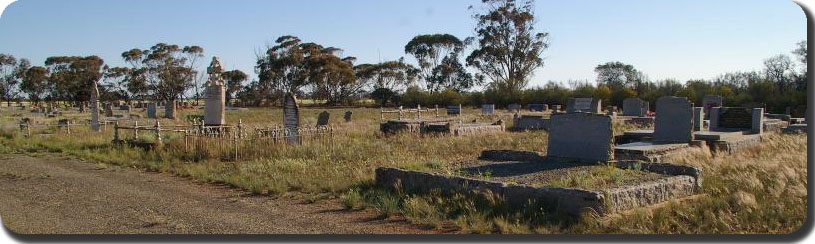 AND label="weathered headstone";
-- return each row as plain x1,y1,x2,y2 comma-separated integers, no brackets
204,57,226,126
702,95,723,119
693,107,704,132
164,101,176,119
317,111,330,126
90,82,100,132
566,98,601,114
751,108,764,134
507,104,521,113
147,103,157,119
104,103,114,117
548,113,613,162
622,98,649,117
344,111,352,122
653,97,693,143
283,93,301,145
482,104,495,115
447,104,462,116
